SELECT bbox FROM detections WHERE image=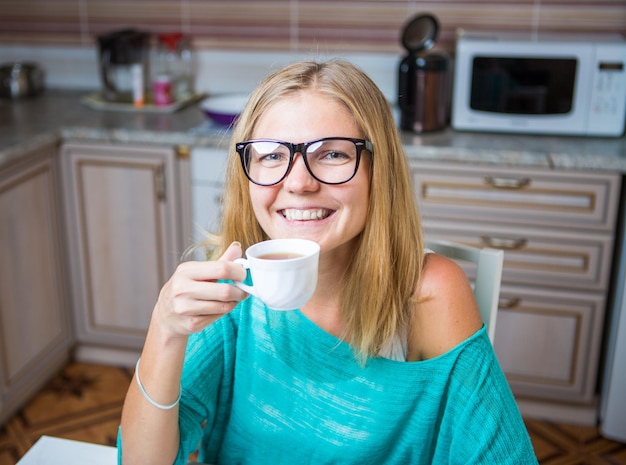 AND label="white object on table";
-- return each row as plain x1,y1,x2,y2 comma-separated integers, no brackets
16,435,117,464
